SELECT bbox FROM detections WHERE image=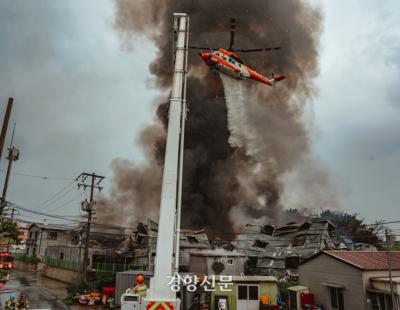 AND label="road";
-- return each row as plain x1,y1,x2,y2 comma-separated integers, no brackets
0,269,70,309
